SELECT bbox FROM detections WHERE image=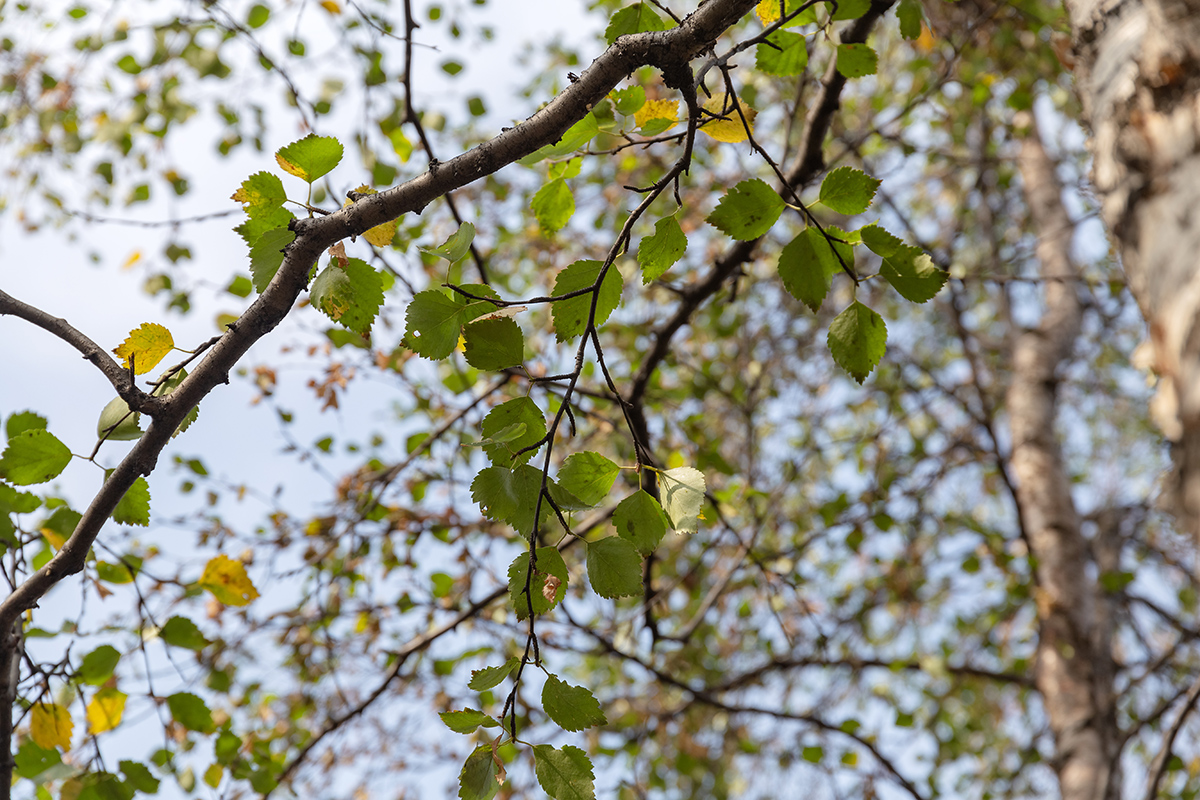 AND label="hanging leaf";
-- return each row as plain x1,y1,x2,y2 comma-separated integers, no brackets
468,657,520,691
550,260,624,342
531,178,575,234
756,31,808,76
419,221,476,263
113,322,174,375
0,429,72,486
86,689,127,734
707,179,784,241
660,466,706,533
828,301,887,383
96,397,141,441
555,451,621,508
836,43,878,78
542,675,608,732
458,745,499,800
30,703,73,751
463,317,524,370
818,166,880,215
275,134,344,183
604,2,668,44
532,745,595,800
638,216,688,284
439,708,499,734
166,692,215,733
479,398,546,467
699,93,756,143
614,490,669,556
586,536,642,598
507,546,569,620
879,246,947,303
310,257,385,335
198,555,260,606
159,616,209,650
